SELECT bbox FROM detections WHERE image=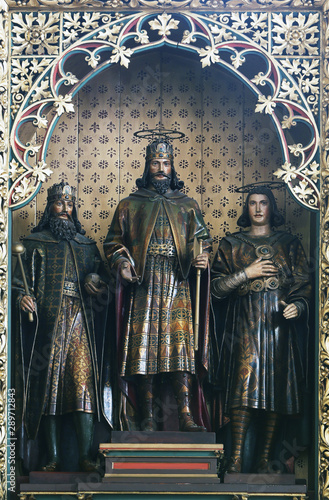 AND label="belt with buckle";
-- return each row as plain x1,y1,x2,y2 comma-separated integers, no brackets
147,242,176,258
